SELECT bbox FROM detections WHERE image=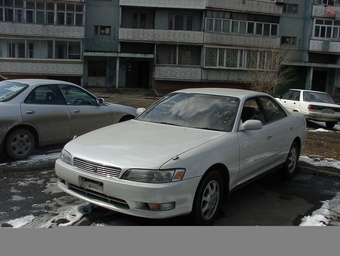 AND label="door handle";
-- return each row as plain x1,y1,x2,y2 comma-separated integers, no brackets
26,110,35,114
267,135,273,140
74,110,80,113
